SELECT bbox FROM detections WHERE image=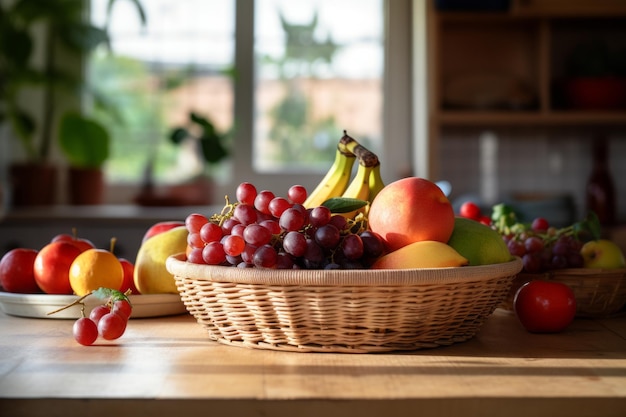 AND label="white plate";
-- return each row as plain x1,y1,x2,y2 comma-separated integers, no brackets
0,291,188,319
